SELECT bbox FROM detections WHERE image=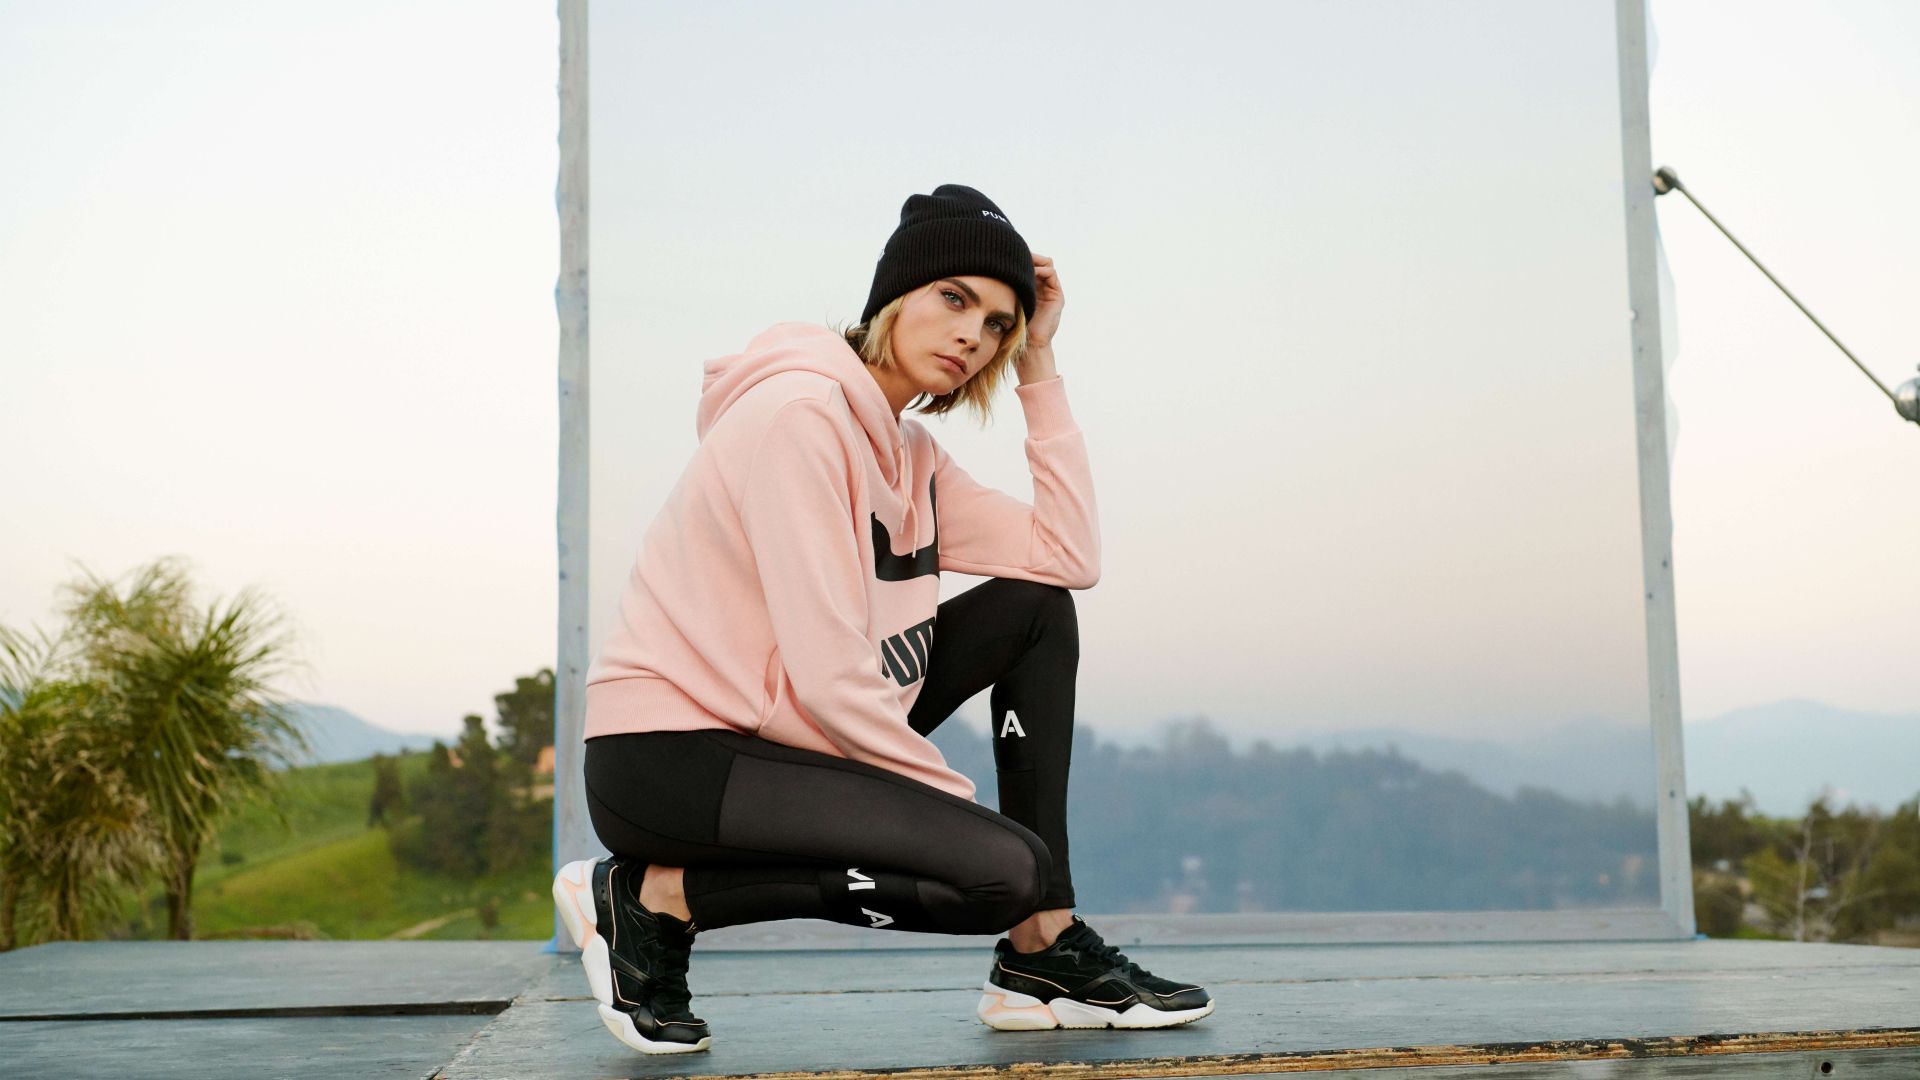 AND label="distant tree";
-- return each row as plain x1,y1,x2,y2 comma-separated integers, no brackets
396,741,459,873
1744,793,1885,942
449,713,499,856
395,718,499,876
367,753,405,827
59,558,308,939
0,625,159,949
1688,791,1778,869
1691,868,1745,937
483,668,554,870
1852,797,1920,939
493,668,554,768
